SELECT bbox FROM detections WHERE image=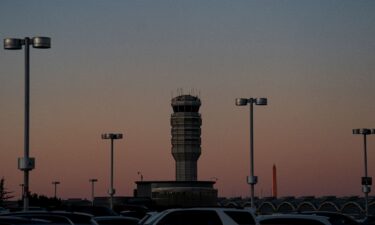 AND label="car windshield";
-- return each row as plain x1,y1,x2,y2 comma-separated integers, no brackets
224,211,256,225
141,212,167,225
